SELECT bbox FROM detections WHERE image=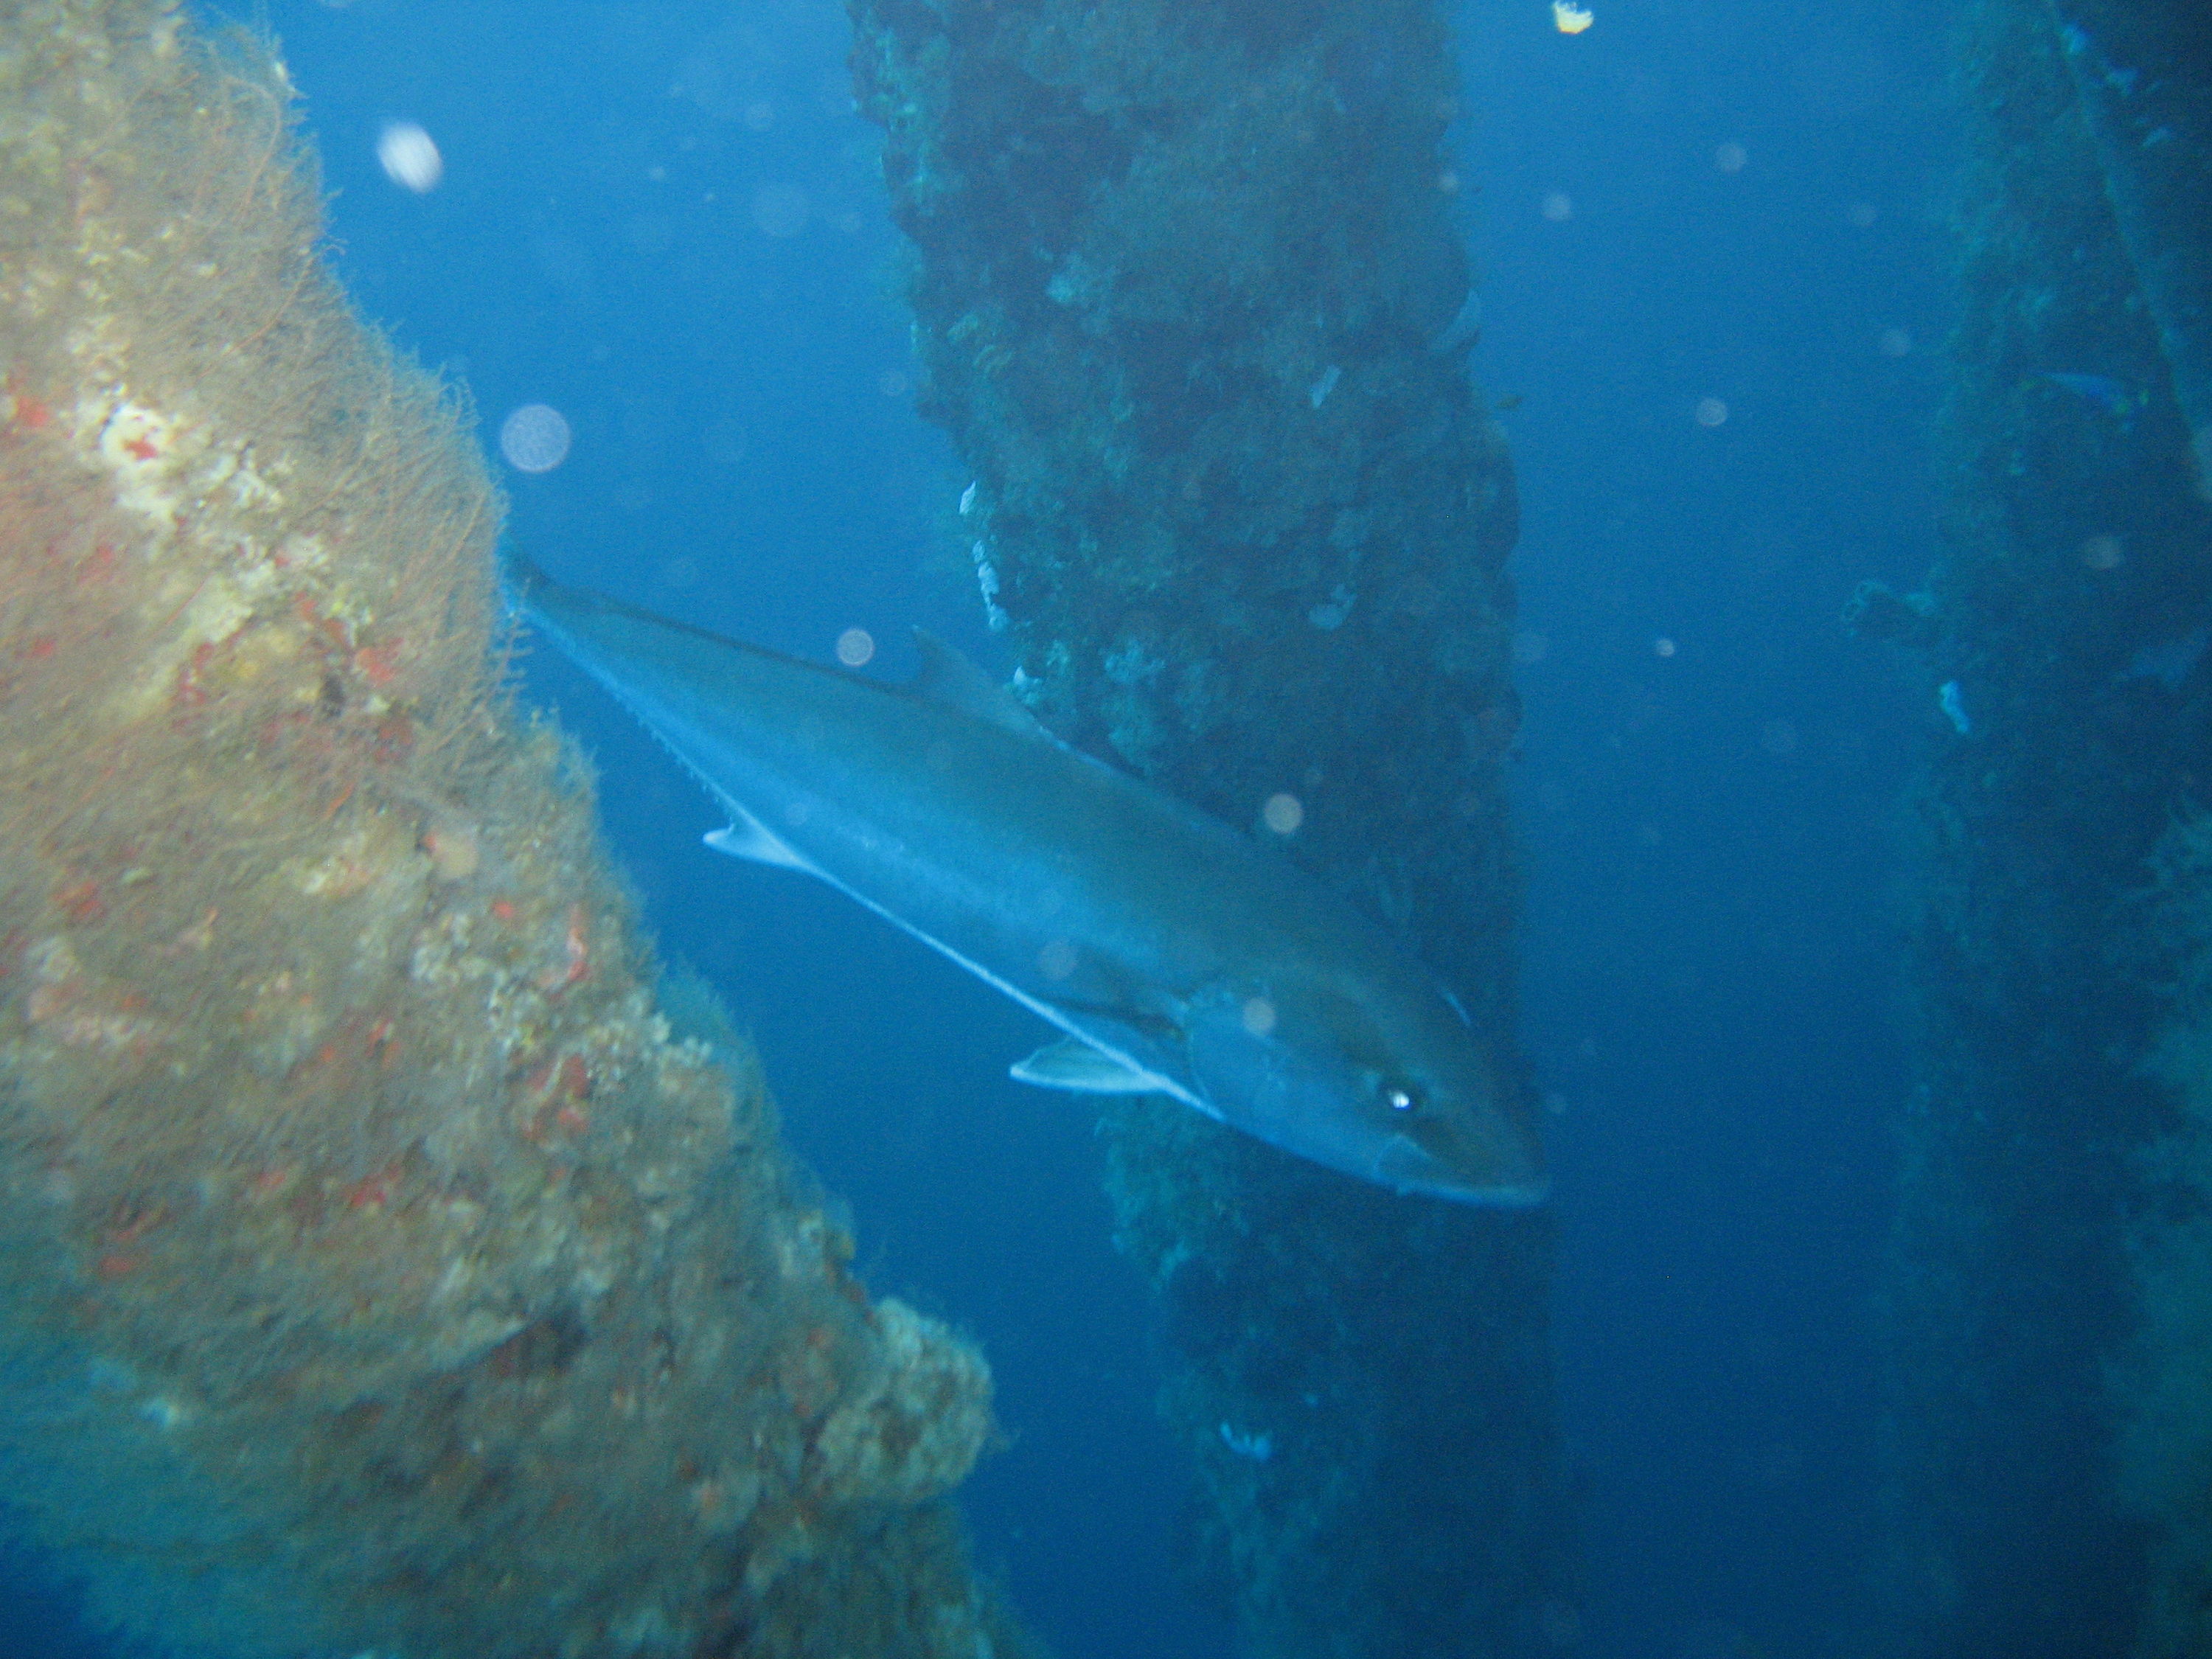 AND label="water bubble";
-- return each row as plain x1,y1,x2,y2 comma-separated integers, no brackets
1241,997,1277,1037
835,627,875,667
1037,939,1077,980
1714,142,1747,173
2081,534,2124,570
499,404,571,473
1654,636,1677,658
1879,327,1913,358
1541,192,1574,223
1694,397,1729,427
1261,793,1304,836
377,122,442,193
1847,201,1880,228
